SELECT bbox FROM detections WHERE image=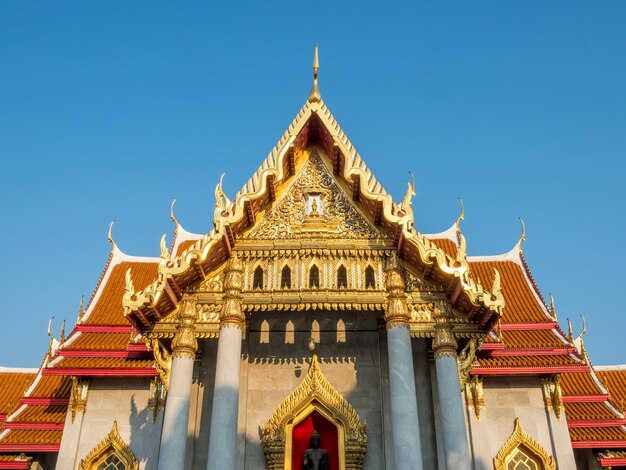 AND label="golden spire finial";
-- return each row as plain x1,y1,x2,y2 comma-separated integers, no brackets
107,220,117,250
516,217,526,251
308,44,321,103
170,199,179,227
549,293,557,321
77,295,85,324
60,319,66,344
455,197,465,230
